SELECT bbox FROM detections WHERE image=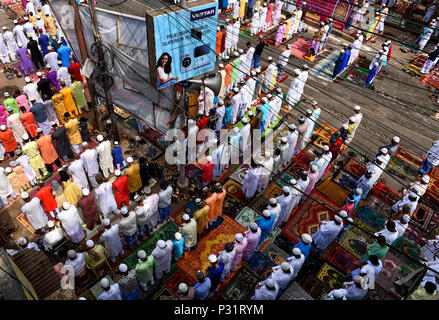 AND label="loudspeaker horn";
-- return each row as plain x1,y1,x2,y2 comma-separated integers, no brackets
187,73,222,96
